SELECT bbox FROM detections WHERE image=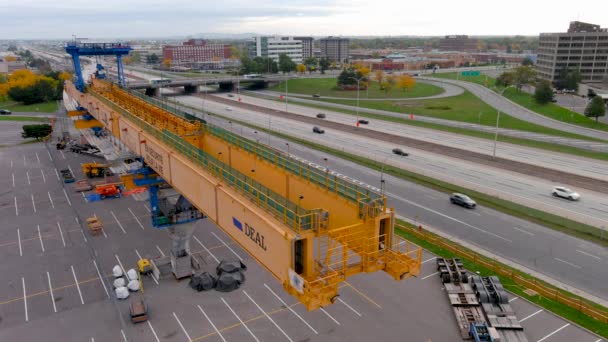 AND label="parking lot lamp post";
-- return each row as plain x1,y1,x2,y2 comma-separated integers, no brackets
493,85,515,157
